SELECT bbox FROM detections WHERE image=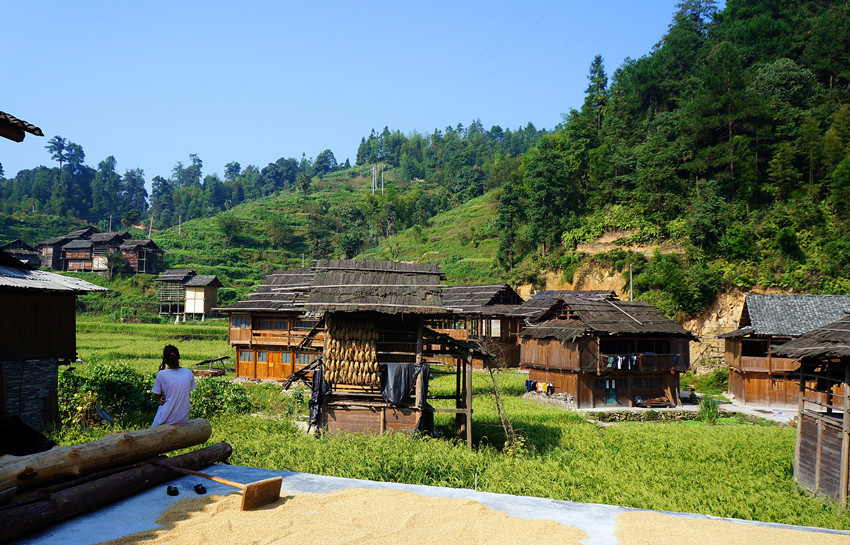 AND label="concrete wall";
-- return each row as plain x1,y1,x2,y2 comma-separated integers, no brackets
1,358,59,427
